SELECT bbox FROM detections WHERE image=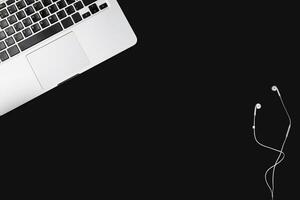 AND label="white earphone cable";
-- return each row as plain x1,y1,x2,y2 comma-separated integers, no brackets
252,86,291,200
